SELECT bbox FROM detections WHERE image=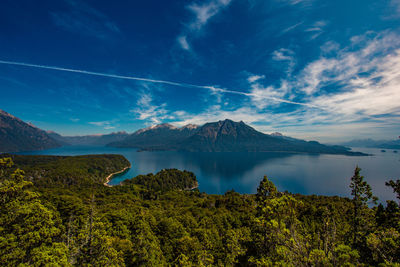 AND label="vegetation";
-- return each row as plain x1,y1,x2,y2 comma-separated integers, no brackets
4,154,130,186
0,154,399,266
123,169,198,195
